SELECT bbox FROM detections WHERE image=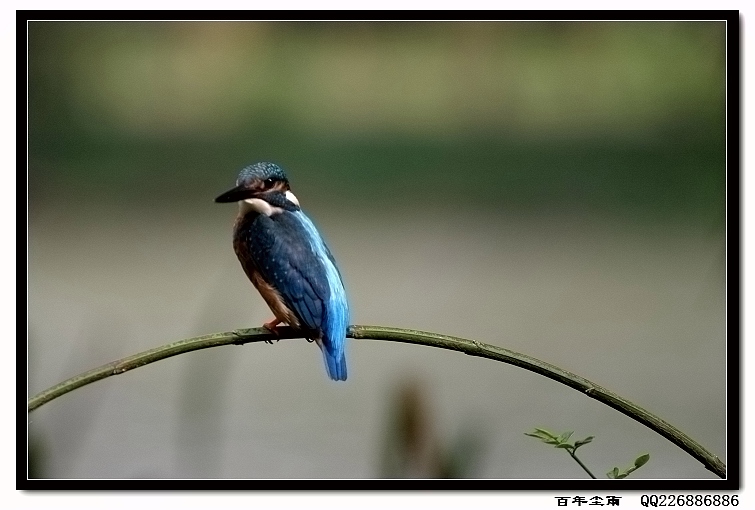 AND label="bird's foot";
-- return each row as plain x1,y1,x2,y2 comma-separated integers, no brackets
302,328,318,343
263,318,282,343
